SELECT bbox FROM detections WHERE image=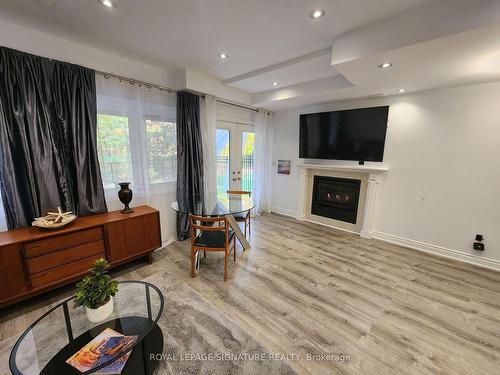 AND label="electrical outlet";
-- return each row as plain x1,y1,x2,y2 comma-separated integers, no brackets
473,234,485,251
474,242,485,251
